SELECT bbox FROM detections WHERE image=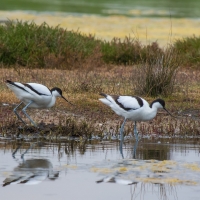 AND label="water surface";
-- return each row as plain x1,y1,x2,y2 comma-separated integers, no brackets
1,138,200,200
